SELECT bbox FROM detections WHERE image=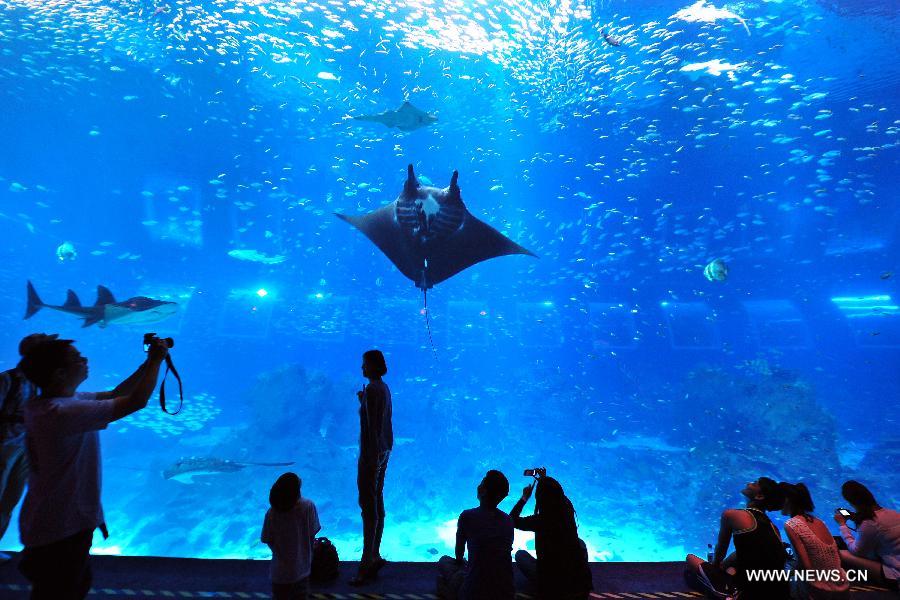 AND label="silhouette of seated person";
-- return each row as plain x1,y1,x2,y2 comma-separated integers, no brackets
511,470,592,600
685,476,790,600
834,480,899,591
262,472,321,600
437,470,514,600
779,481,849,599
